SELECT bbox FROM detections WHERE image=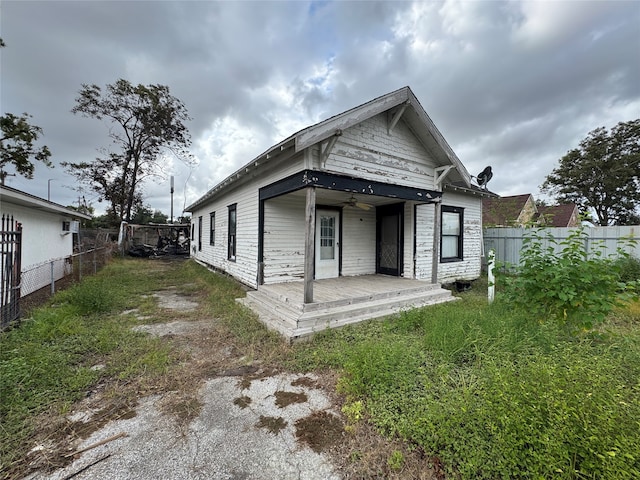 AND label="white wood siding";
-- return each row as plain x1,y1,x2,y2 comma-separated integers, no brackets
324,114,437,189
190,155,304,288
341,206,376,276
263,195,305,283
403,203,415,278
414,204,436,280
438,191,483,283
